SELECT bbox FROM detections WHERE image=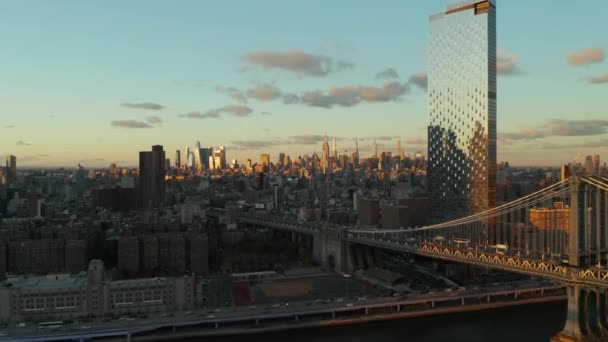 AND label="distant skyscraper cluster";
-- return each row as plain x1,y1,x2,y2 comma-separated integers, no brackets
427,0,497,220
